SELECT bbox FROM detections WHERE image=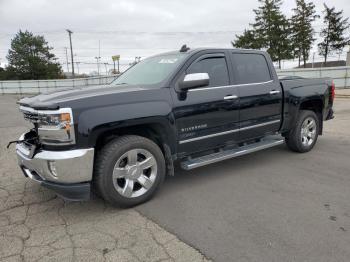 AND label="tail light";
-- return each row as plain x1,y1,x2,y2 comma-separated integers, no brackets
330,81,335,102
